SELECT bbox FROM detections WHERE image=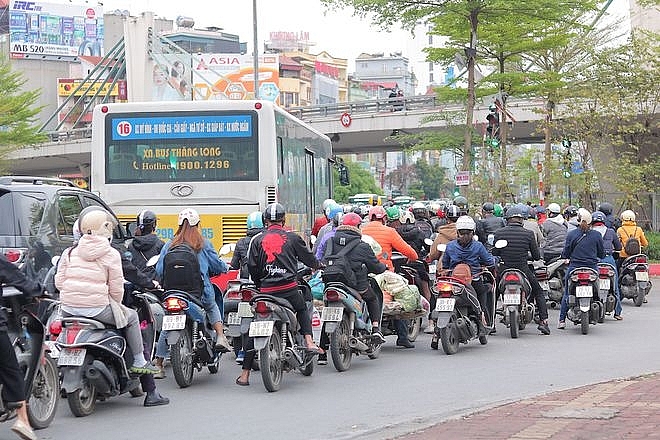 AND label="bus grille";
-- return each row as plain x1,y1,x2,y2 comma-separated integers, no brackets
220,215,248,244
265,186,277,205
